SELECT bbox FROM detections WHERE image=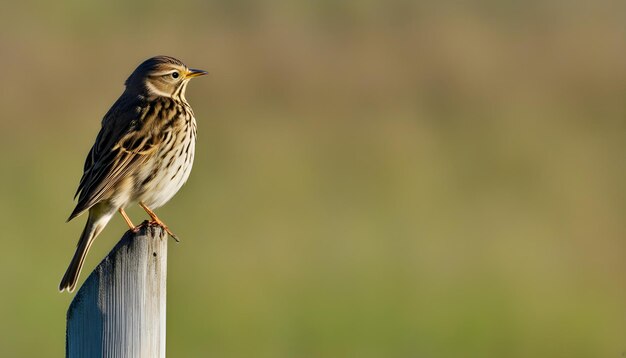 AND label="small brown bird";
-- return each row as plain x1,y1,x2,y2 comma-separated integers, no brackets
59,56,207,292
